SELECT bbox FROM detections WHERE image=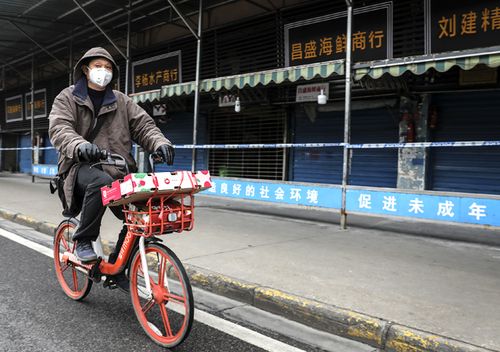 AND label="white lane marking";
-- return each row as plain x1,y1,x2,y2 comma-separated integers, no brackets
0,228,53,257
0,227,306,352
